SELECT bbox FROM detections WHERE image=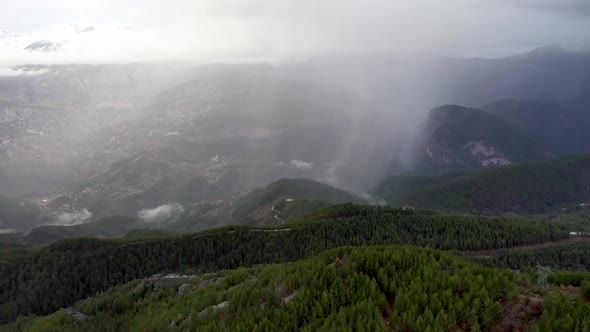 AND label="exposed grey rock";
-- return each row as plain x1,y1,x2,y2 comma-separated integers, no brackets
198,301,229,317
196,276,226,288
177,283,193,296
65,308,88,321
148,274,163,282
179,315,192,328
282,290,299,304
153,274,197,291
132,281,146,295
